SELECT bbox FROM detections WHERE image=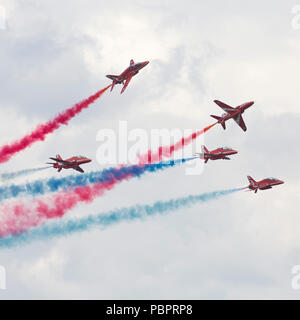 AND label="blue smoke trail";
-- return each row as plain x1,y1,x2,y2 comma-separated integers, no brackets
0,158,195,202
0,167,51,182
0,187,244,248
